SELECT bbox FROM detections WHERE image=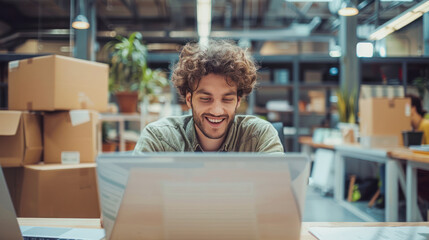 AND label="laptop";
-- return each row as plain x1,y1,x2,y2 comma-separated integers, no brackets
0,167,105,240
97,152,310,240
